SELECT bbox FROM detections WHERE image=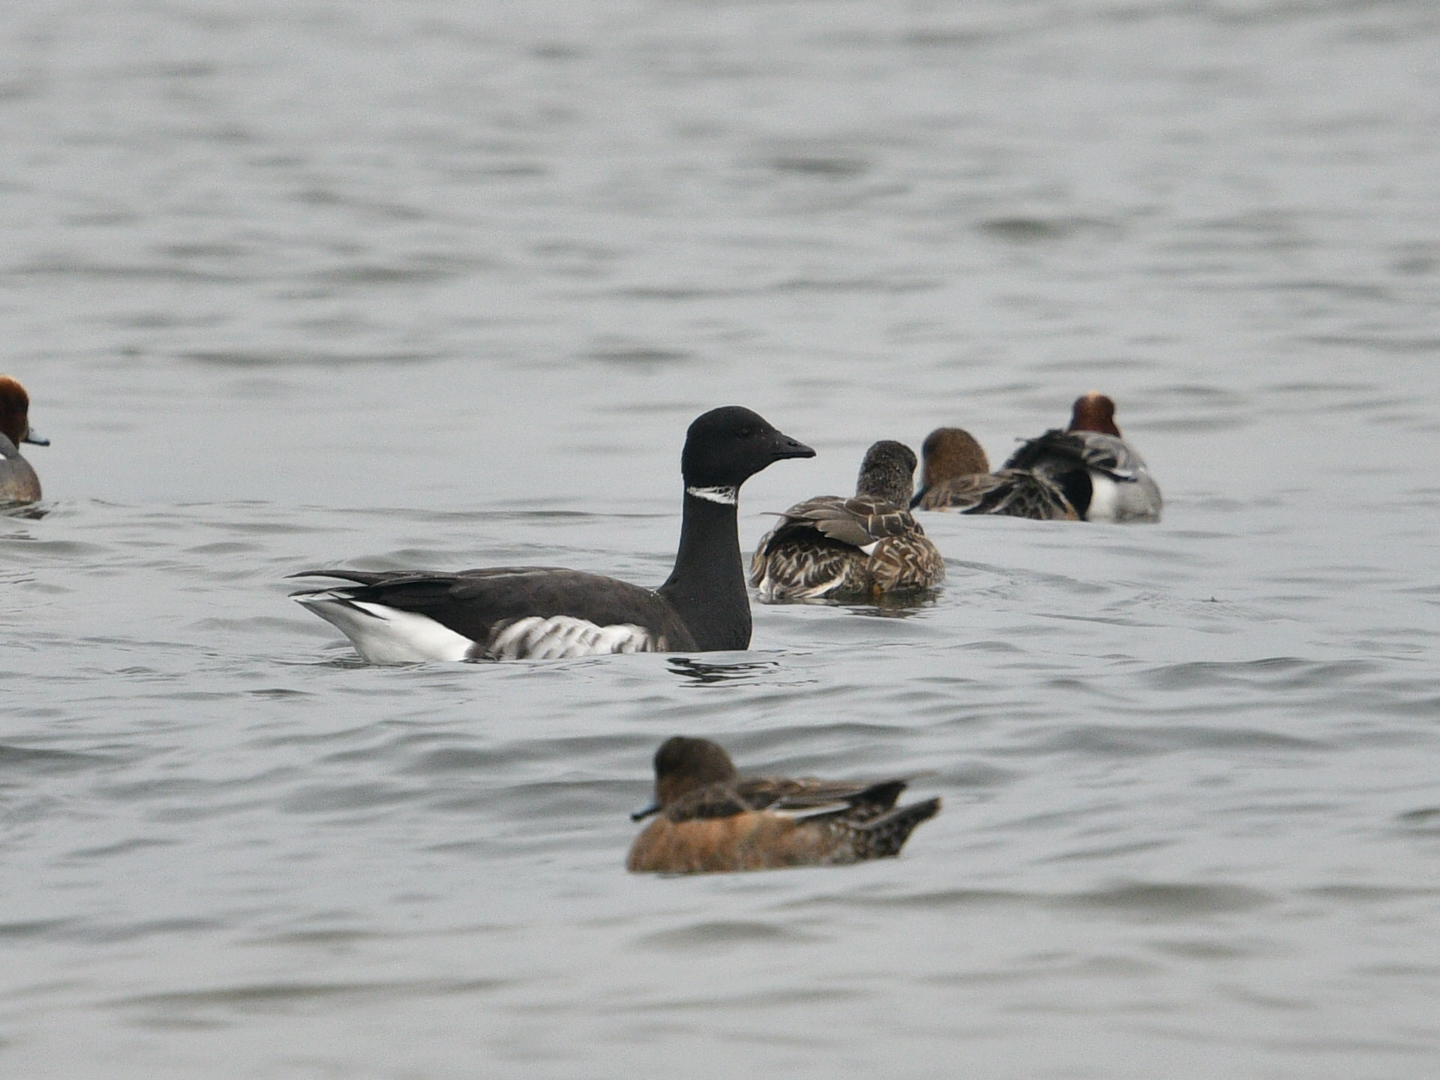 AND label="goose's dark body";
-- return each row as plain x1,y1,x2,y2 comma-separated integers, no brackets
291,407,814,662
290,566,698,658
